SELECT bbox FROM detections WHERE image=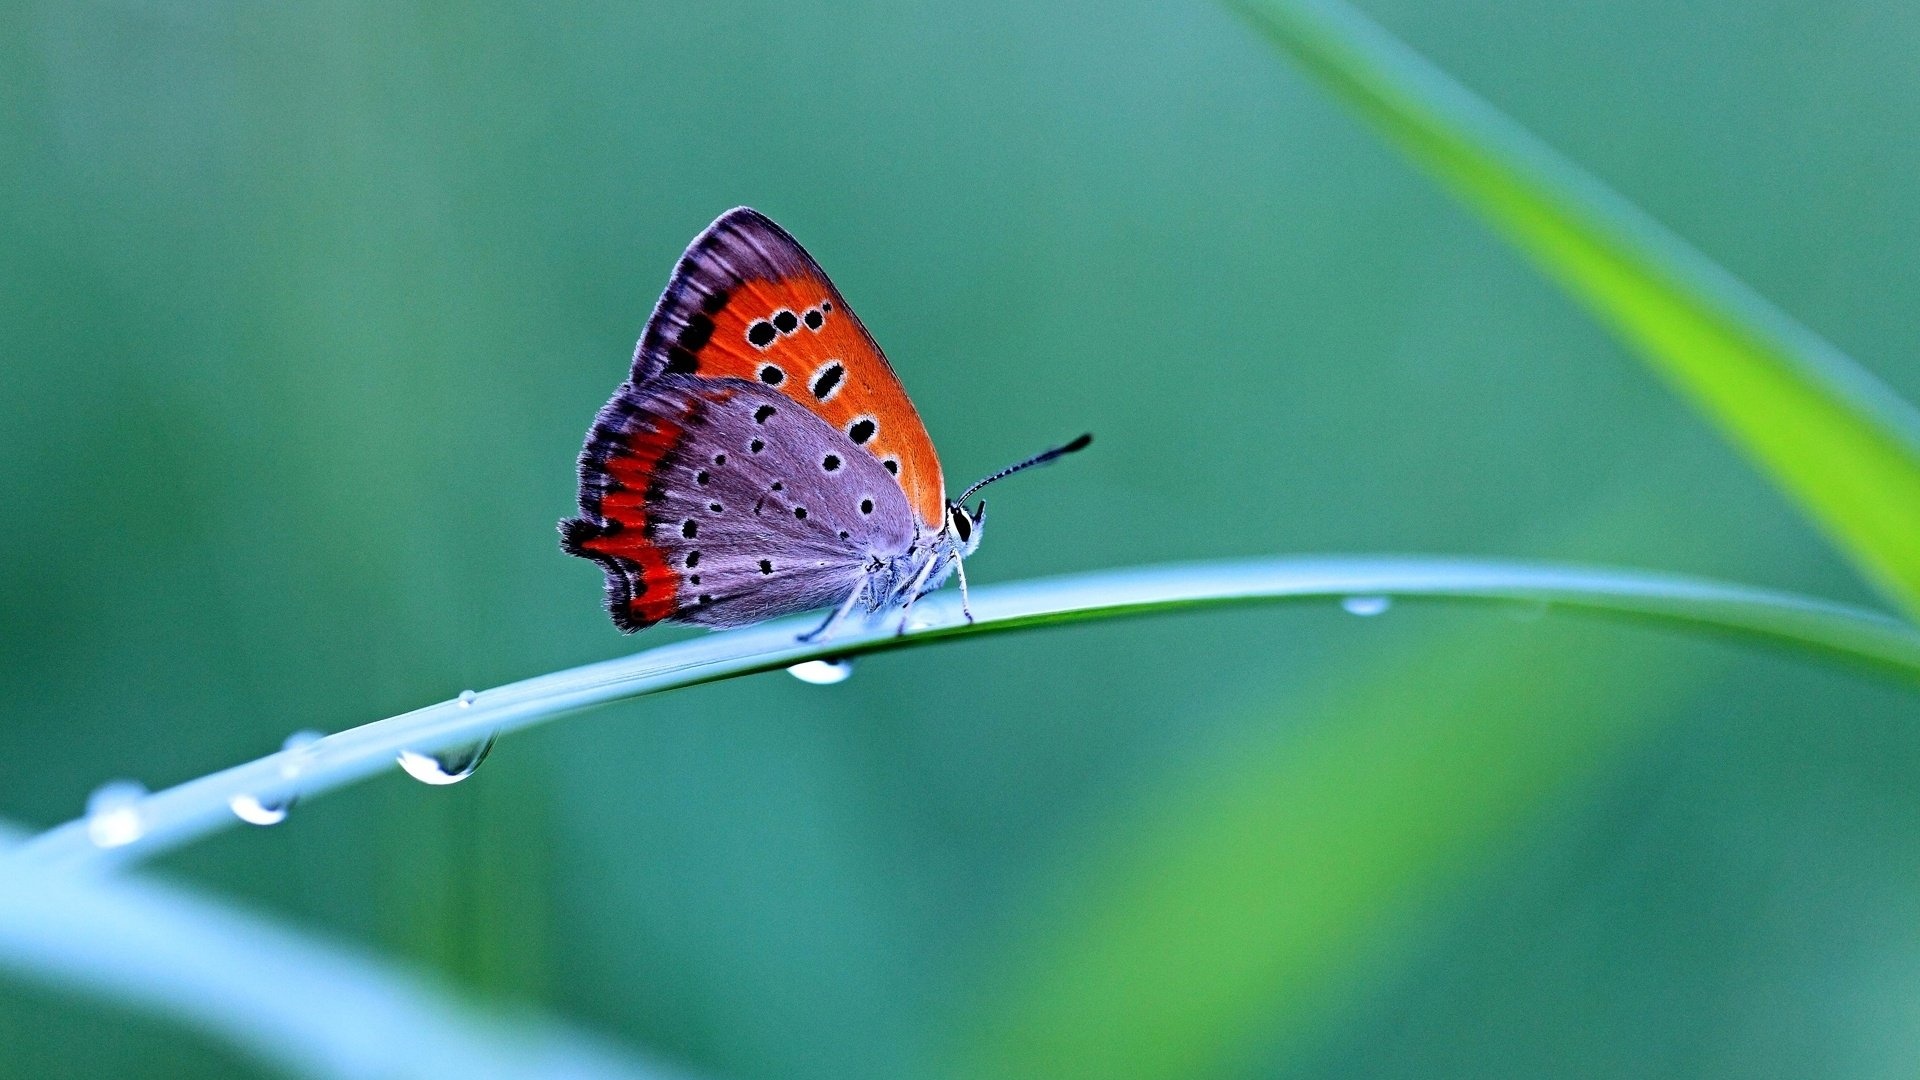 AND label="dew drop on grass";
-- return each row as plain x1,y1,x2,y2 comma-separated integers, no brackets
1341,595,1392,617
457,689,477,707
229,792,290,826
397,731,498,786
788,658,855,685
281,729,324,755
230,729,325,826
85,780,148,848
